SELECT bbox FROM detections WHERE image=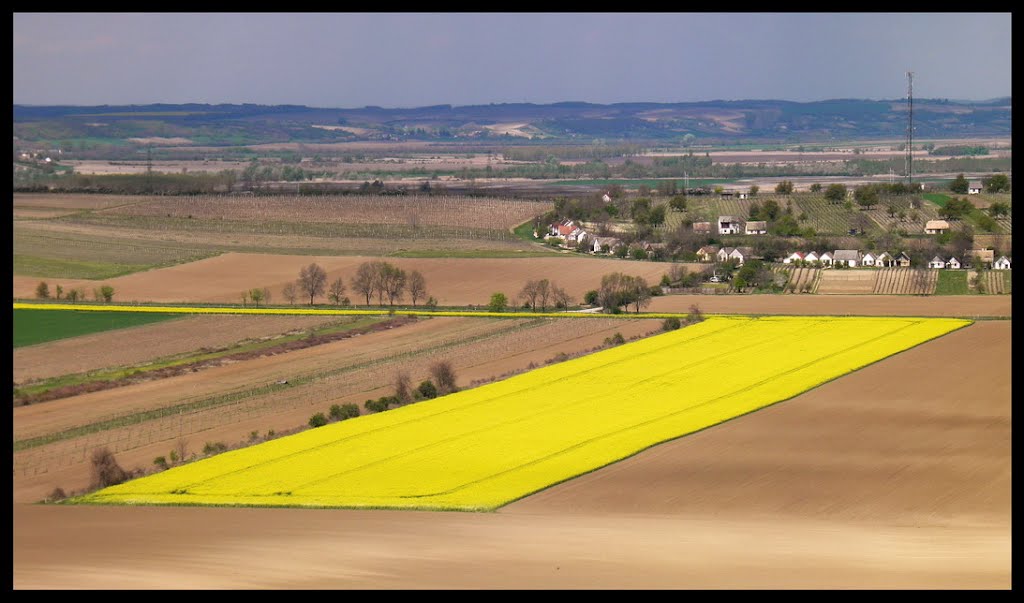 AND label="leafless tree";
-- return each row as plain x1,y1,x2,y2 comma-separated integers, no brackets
351,261,378,306
430,360,458,395
395,371,413,404
408,270,427,306
298,262,328,305
282,282,297,305
536,278,552,311
327,277,346,305
520,280,540,311
90,447,128,489
552,285,573,309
